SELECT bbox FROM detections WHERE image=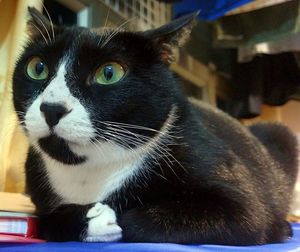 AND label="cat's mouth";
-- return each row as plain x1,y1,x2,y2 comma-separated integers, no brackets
48,132,79,145
38,134,86,165
38,134,76,150
42,126,87,146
